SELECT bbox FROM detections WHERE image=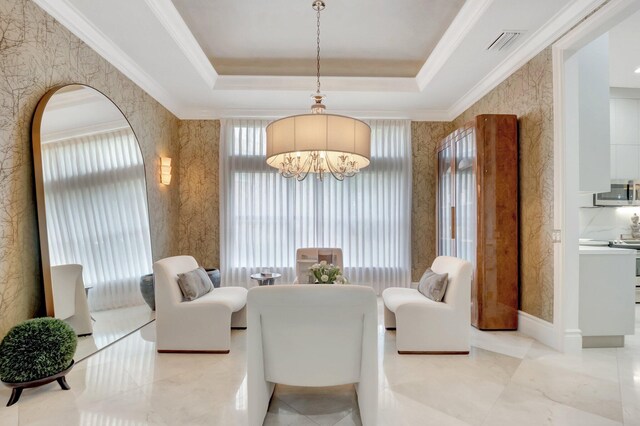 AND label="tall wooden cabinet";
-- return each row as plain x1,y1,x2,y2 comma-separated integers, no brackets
436,115,519,330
